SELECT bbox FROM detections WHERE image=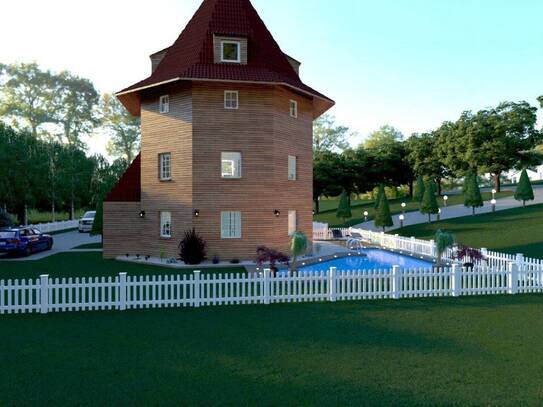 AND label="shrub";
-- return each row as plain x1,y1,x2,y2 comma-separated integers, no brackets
514,169,534,207
336,190,352,223
420,180,439,222
455,245,484,263
178,229,207,265
290,231,308,272
256,246,290,269
212,255,220,265
230,259,240,264
374,188,393,231
0,209,15,228
435,229,454,266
